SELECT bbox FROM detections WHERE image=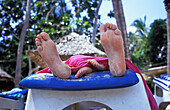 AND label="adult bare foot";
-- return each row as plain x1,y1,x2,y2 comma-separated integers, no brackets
75,67,93,79
35,32,71,78
87,59,105,71
99,23,126,76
